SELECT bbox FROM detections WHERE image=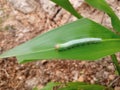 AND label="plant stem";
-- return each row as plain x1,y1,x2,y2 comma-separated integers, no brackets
111,54,120,75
